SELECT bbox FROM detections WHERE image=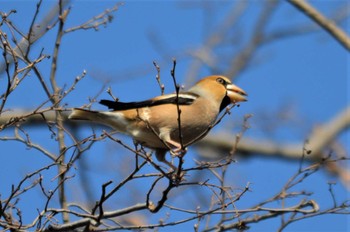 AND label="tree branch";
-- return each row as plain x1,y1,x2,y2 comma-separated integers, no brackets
288,0,350,51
